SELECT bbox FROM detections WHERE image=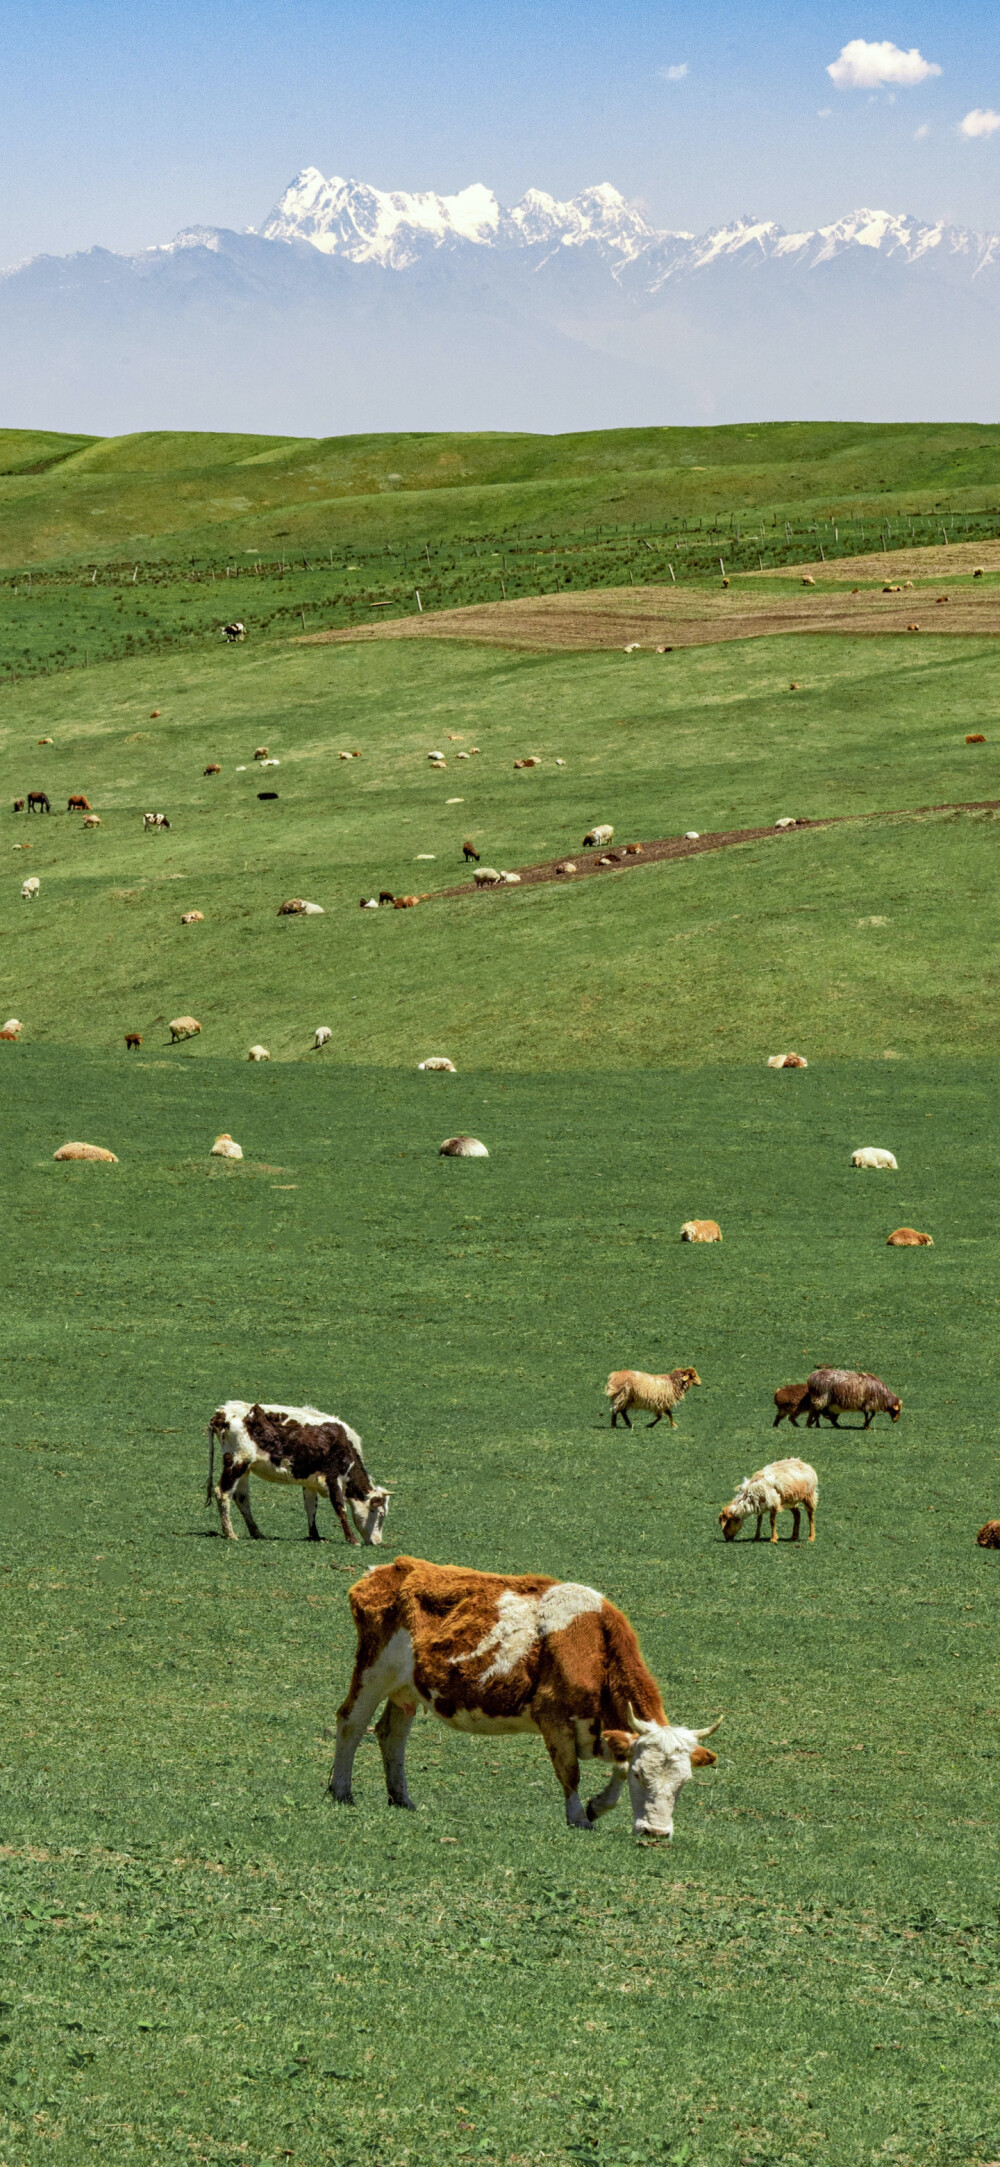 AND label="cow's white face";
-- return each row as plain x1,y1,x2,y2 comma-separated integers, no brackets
627,1721,717,1838
349,1487,390,1545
